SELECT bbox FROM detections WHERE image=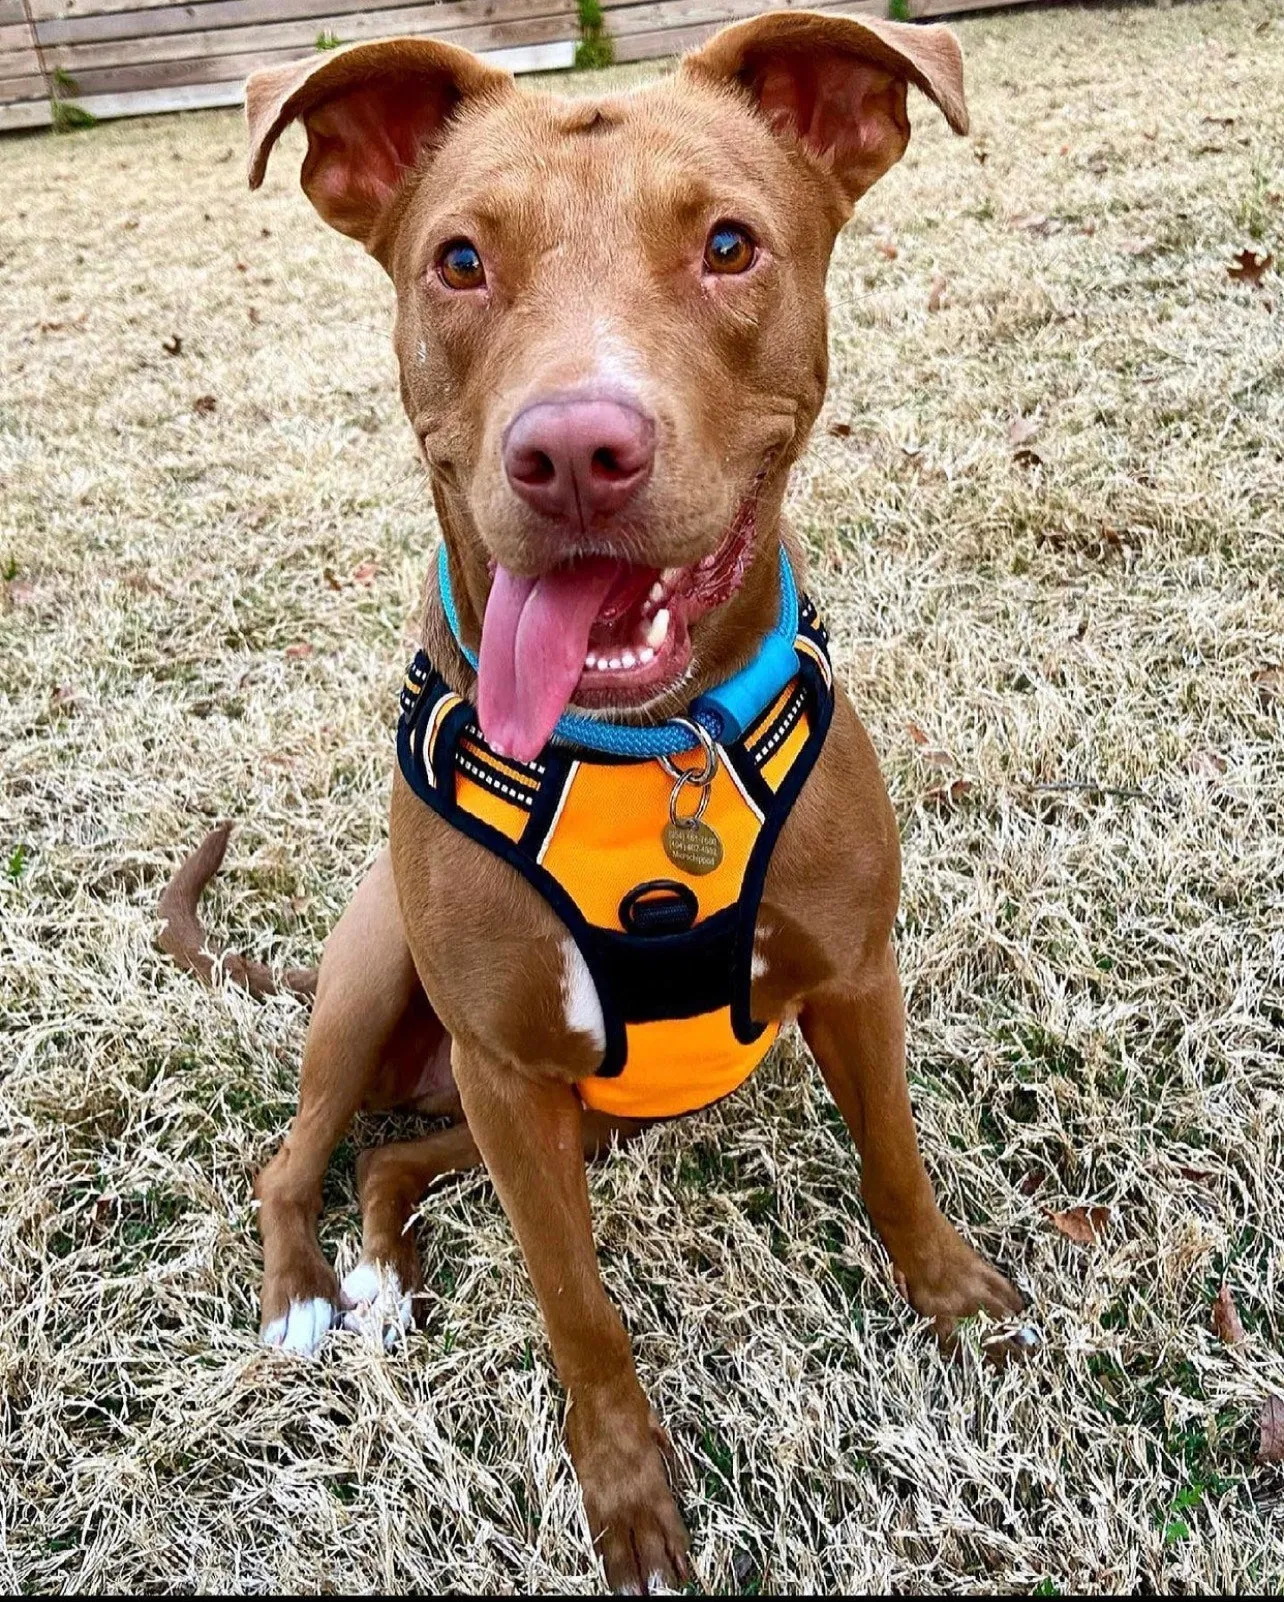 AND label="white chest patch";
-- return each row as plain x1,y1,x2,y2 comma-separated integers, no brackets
751,921,773,982
561,937,606,1054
